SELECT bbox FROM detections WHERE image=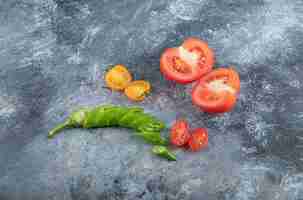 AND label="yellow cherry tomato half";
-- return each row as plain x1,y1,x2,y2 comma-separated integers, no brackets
124,80,151,101
105,64,132,91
